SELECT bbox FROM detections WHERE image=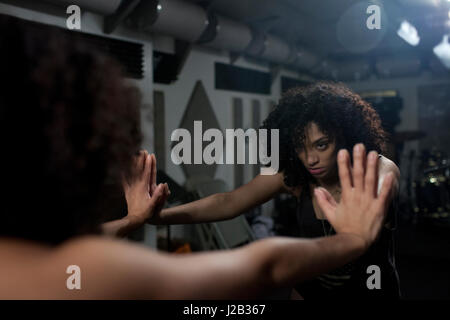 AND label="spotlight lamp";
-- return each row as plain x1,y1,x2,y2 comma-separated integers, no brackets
433,35,450,69
397,20,420,46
